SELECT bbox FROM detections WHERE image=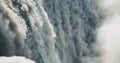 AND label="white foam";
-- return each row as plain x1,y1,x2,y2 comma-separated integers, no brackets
0,56,36,63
